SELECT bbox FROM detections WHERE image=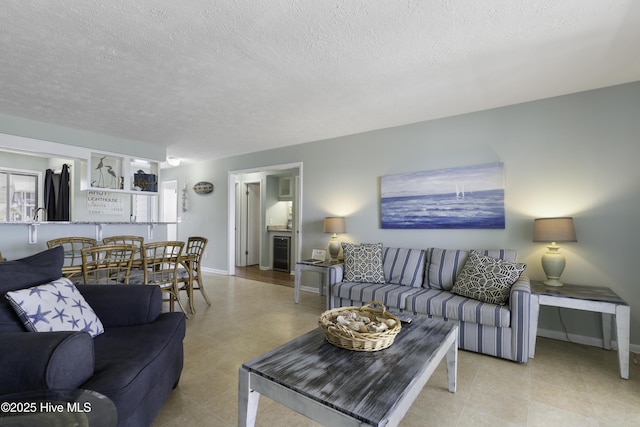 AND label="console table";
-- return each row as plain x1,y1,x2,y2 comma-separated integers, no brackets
529,281,630,379
293,260,341,308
